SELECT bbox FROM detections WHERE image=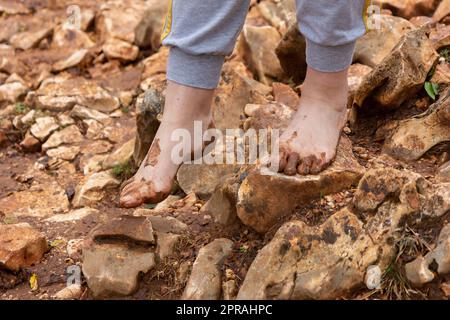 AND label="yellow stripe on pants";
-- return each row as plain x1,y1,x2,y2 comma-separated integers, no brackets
161,0,173,41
